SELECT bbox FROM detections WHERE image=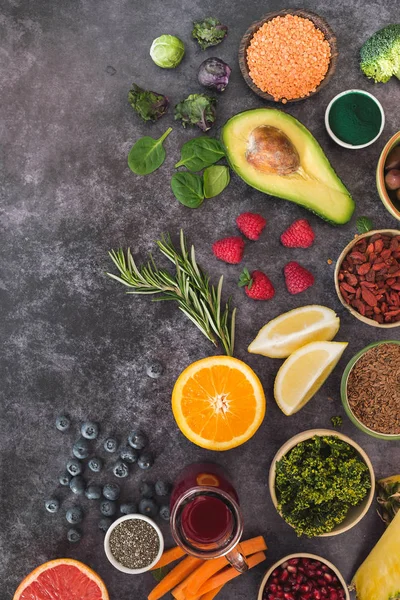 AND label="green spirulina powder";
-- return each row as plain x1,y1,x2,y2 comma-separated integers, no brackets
328,92,382,145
